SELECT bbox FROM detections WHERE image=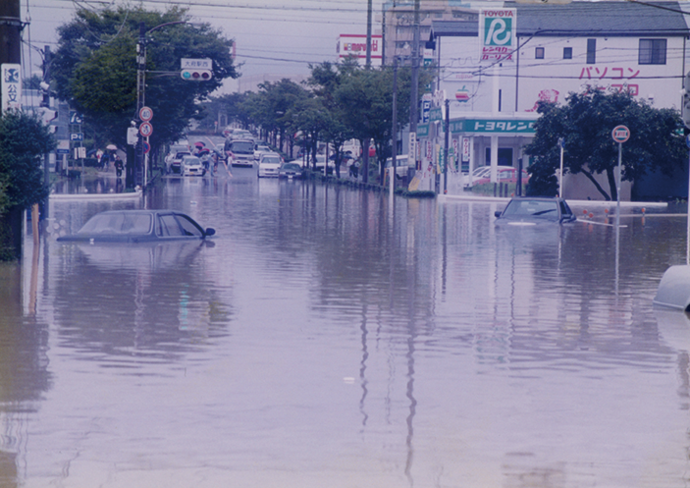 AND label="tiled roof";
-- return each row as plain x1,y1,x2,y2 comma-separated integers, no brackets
431,1,690,38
